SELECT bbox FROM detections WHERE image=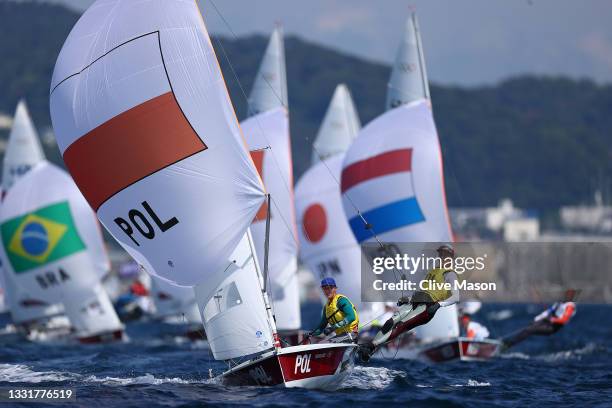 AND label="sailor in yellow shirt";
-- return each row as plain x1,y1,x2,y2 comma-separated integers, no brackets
358,245,460,361
309,277,359,343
